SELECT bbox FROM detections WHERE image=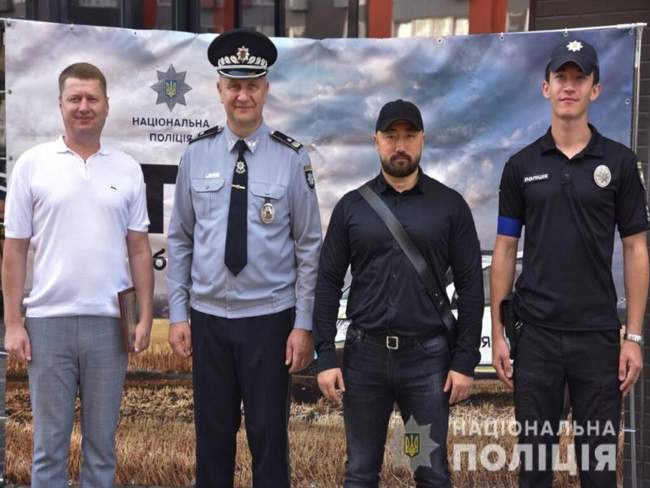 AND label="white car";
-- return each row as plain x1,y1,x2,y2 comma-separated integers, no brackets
333,251,524,377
